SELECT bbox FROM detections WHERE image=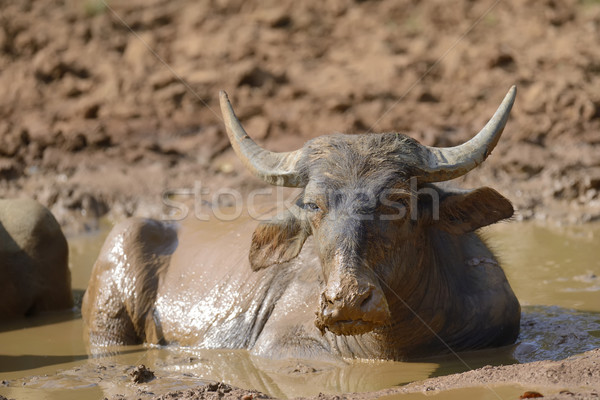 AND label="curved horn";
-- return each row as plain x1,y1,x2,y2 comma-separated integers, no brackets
219,91,306,187
417,86,516,182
